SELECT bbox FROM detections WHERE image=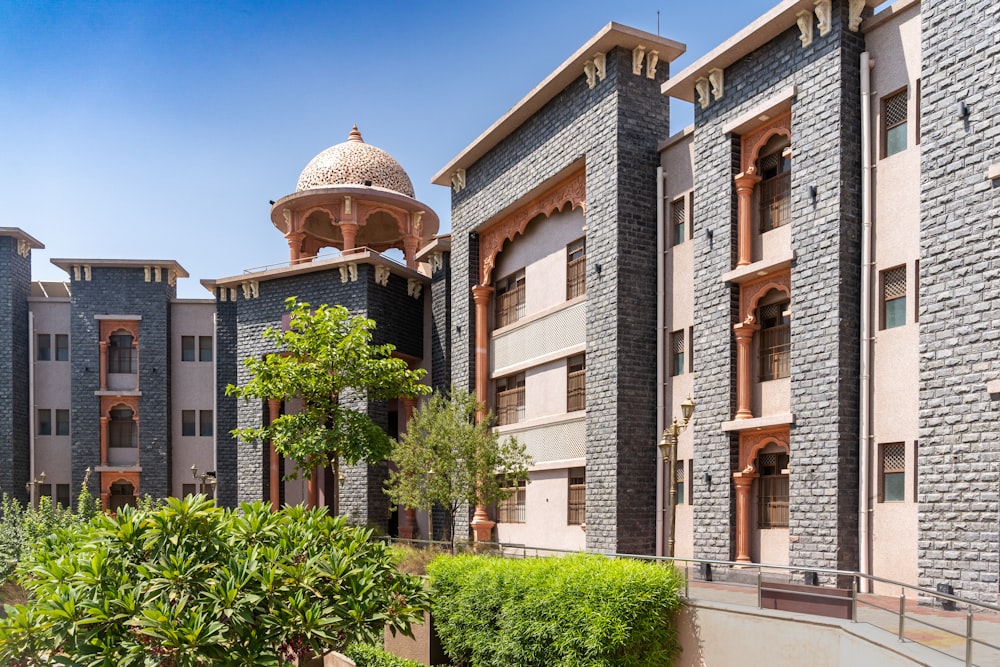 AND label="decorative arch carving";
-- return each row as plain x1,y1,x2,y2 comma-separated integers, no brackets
478,170,586,285
738,426,790,472
101,396,139,418
739,270,791,323
100,320,139,343
740,111,792,175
